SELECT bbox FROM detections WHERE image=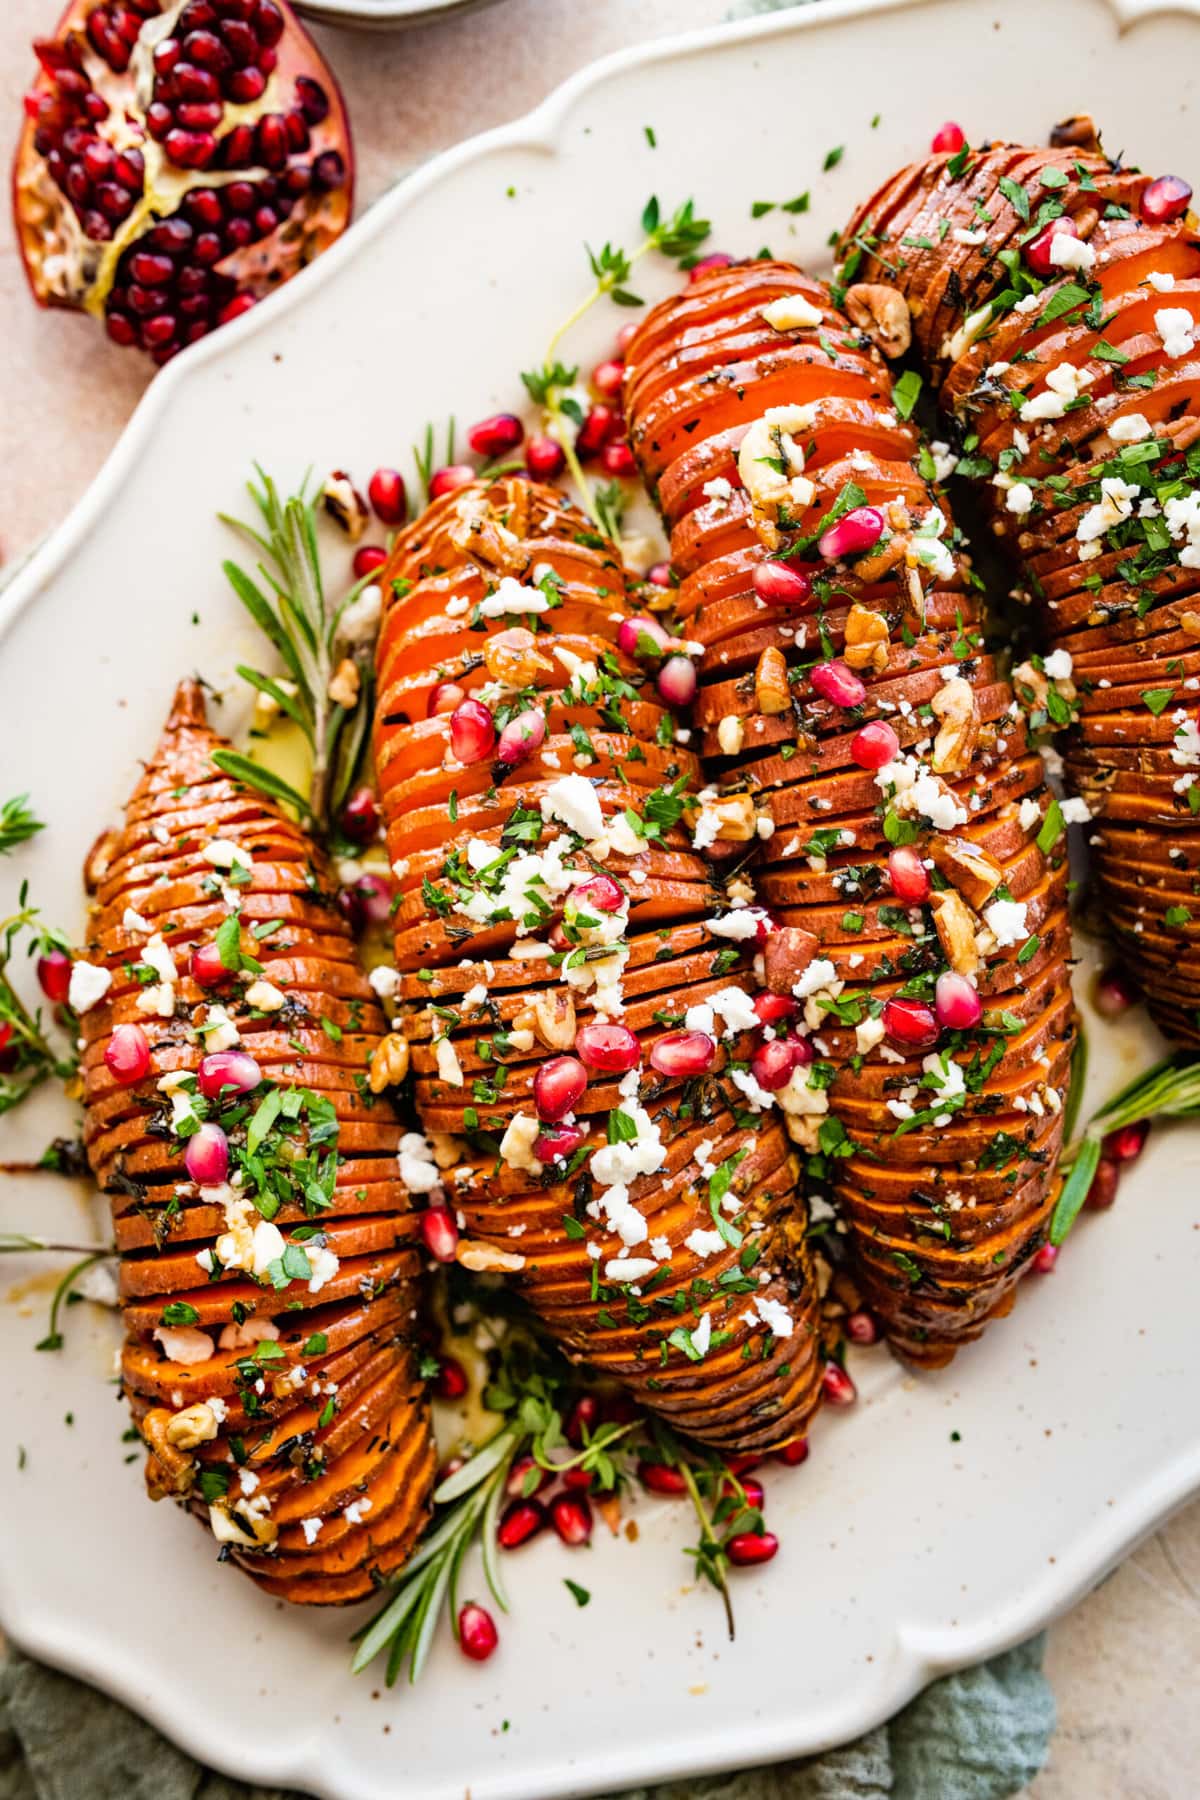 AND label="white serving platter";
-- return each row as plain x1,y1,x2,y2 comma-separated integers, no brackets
2,1,1200,1796
295,0,507,30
